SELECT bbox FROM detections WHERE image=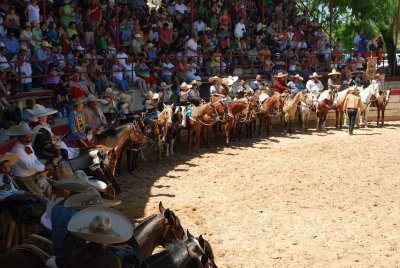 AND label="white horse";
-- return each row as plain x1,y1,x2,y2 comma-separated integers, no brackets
357,80,381,128
300,91,313,132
